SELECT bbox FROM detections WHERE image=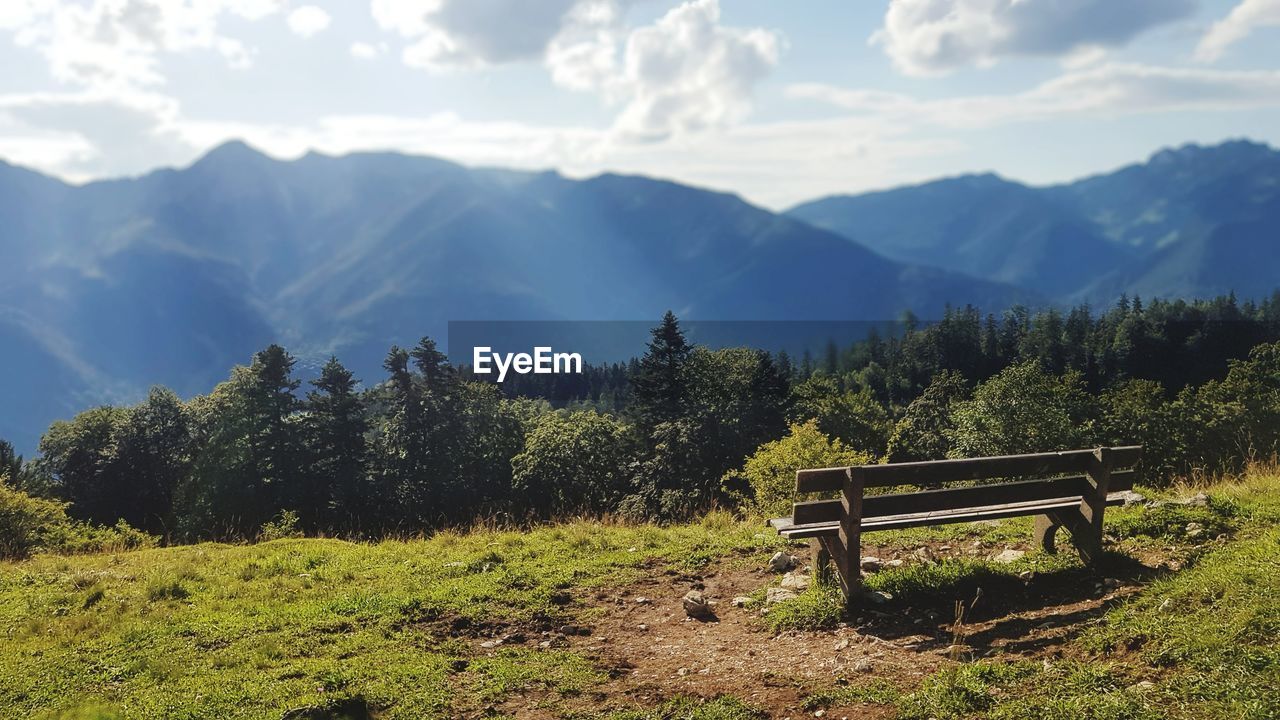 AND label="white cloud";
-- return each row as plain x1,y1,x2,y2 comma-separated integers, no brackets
1197,0,1280,62
1,0,287,91
371,0,592,70
789,63,1280,128
545,0,782,143
287,5,331,38
872,0,1195,76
